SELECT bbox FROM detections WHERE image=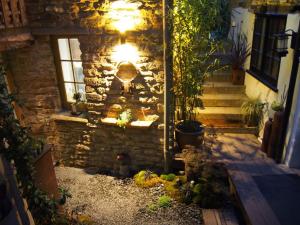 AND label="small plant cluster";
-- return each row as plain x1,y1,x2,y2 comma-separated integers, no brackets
116,109,132,129
241,98,266,127
0,65,71,224
134,163,228,209
148,195,173,212
271,87,287,112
